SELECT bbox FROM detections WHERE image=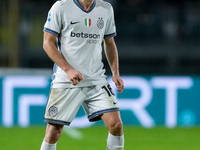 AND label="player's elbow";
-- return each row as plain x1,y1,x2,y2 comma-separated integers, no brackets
43,41,49,52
